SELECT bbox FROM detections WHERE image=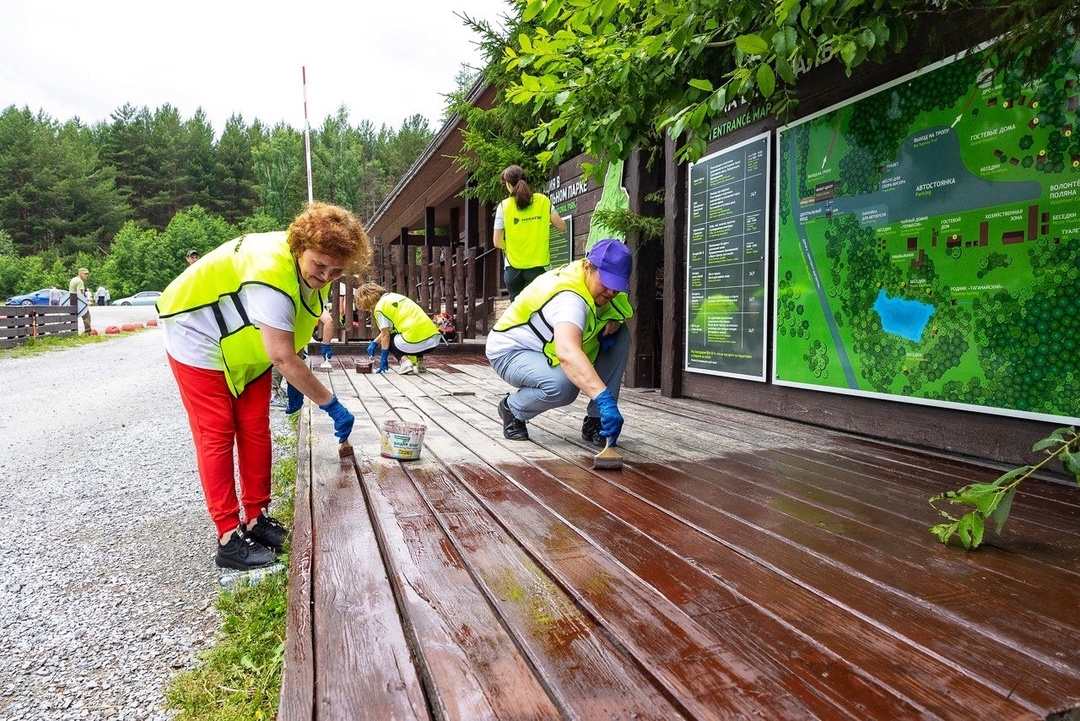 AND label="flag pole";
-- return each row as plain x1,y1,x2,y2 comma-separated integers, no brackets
302,66,314,208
